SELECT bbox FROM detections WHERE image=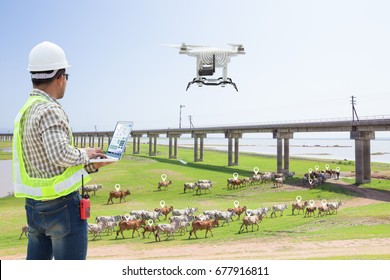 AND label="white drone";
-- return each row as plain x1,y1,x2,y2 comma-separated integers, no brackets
166,43,245,92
